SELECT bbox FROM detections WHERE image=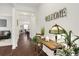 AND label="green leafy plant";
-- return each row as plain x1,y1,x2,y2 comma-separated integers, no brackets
64,30,79,48
41,27,45,36
32,36,41,43
63,48,73,56
72,44,79,55
65,31,72,47
61,30,79,56
32,36,38,43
